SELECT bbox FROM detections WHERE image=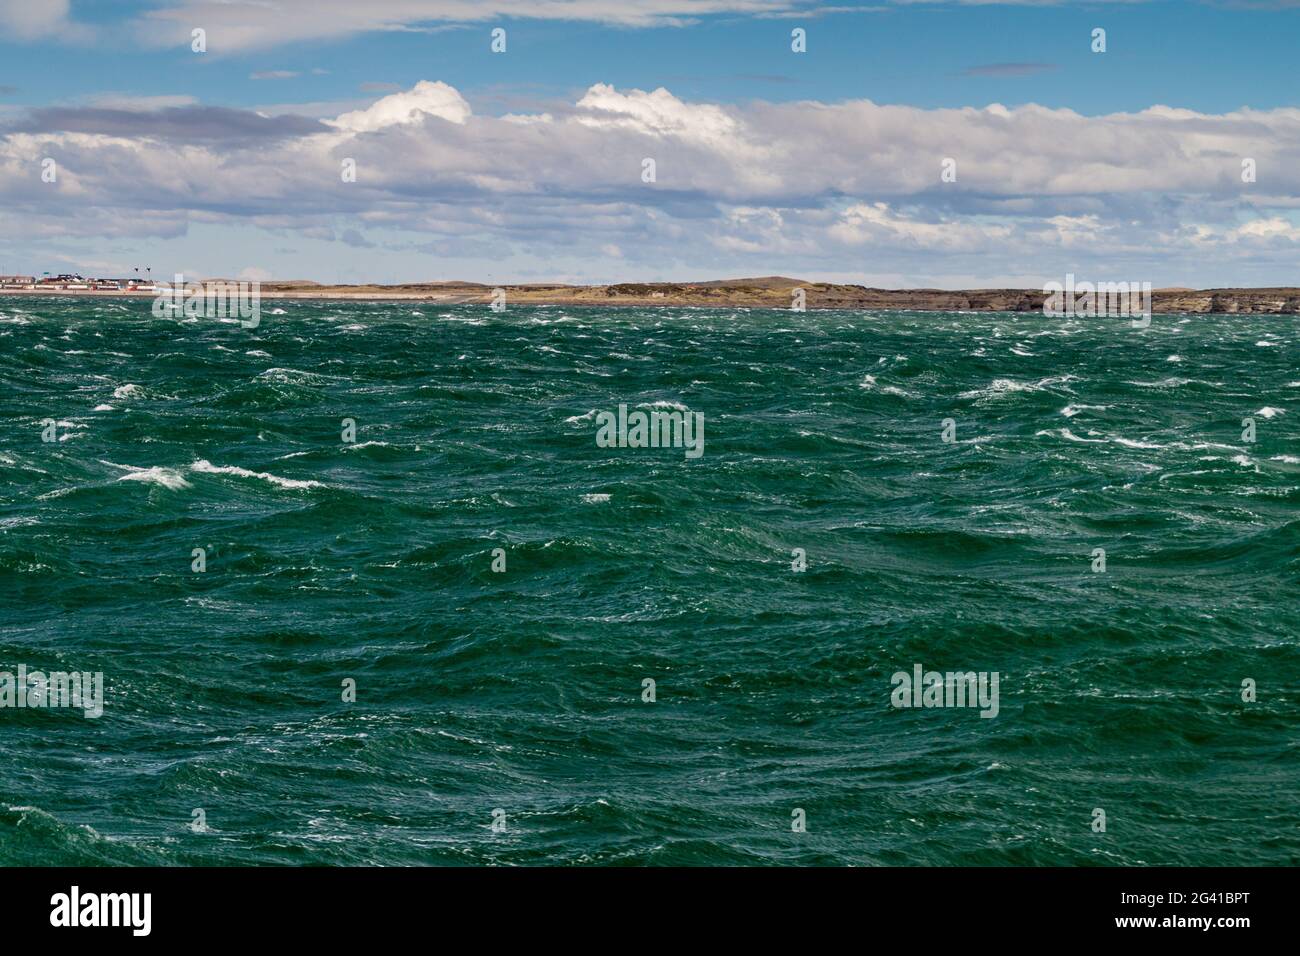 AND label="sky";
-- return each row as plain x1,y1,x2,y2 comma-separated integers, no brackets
2,0,1300,288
